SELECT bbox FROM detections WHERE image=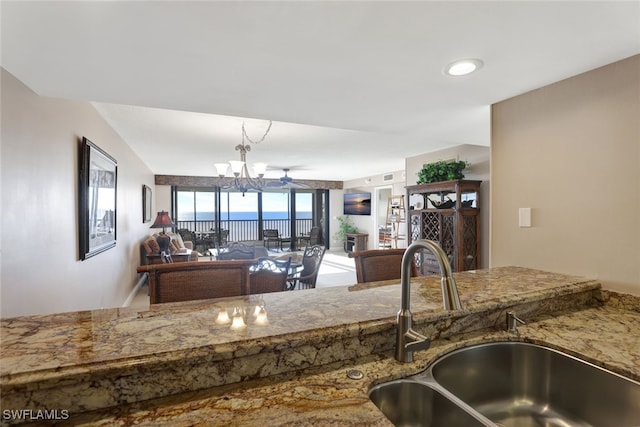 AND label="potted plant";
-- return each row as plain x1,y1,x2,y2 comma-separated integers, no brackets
417,160,469,184
334,216,358,252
